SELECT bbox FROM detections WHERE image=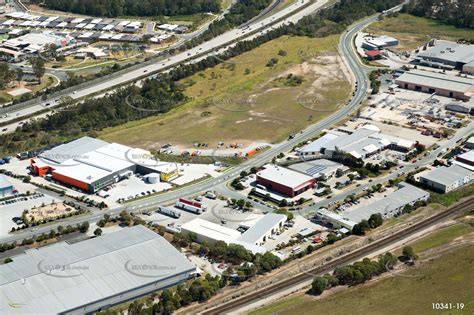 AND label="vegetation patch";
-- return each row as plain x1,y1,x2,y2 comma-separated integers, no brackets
366,13,474,51
101,35,351,148
251,246,474,315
